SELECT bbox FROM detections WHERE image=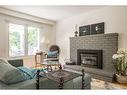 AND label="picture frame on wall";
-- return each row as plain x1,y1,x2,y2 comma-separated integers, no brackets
91,22,104,35
79,25,90,36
